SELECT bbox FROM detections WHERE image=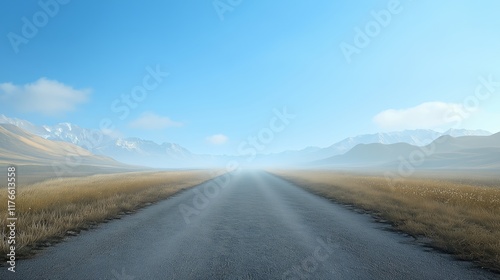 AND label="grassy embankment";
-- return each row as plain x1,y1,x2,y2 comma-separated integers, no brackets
270,170,500,272
0,170,219,259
